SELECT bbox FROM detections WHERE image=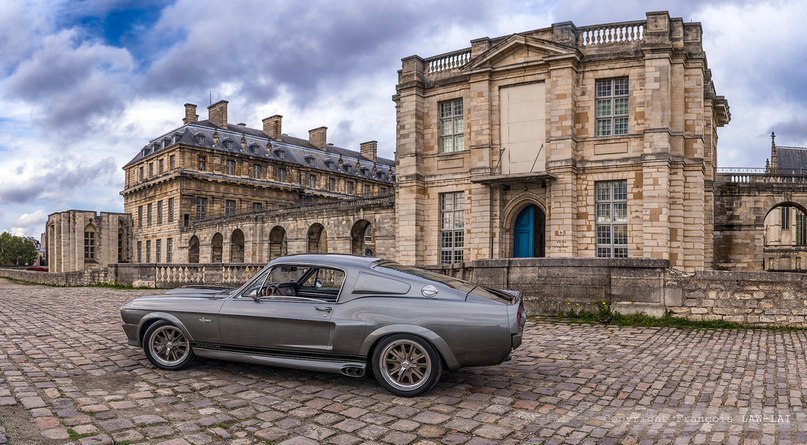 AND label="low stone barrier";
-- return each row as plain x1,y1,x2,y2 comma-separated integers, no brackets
0,268,111,286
